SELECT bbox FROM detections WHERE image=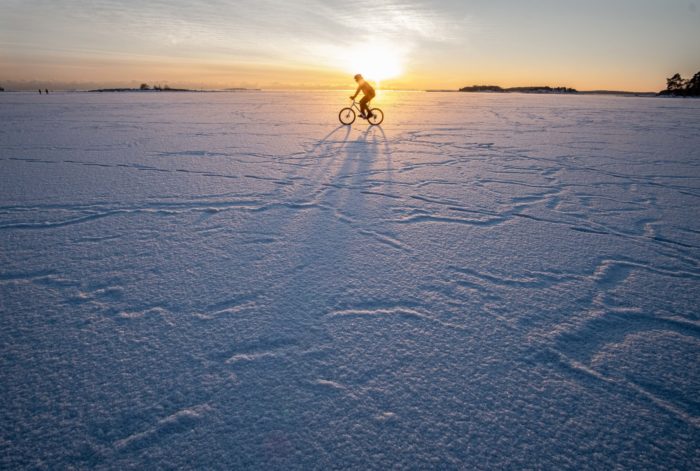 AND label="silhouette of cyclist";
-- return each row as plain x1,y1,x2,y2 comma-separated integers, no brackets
350,74,375,119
